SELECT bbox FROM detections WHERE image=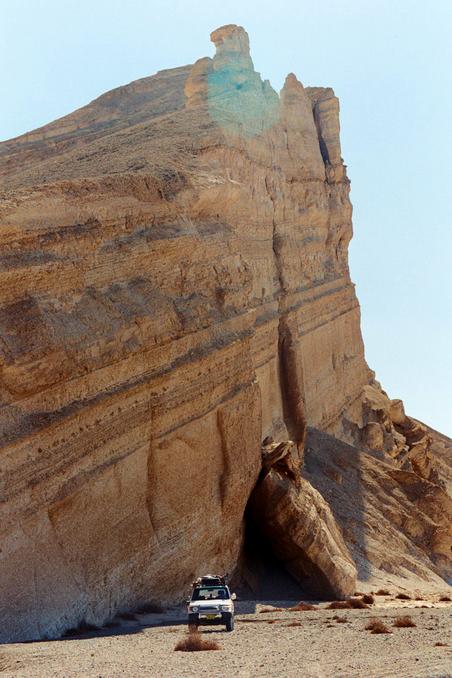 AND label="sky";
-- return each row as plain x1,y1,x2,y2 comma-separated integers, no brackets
1,0,451,435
